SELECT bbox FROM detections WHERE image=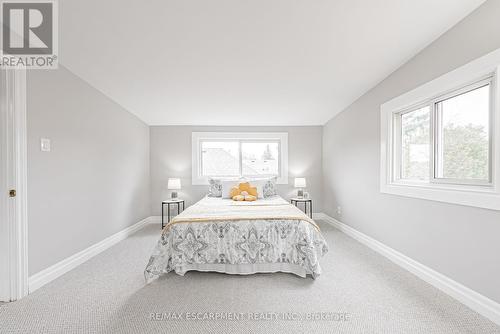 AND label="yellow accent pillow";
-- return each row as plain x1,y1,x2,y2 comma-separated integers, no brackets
229,186,240,199
231,182,258,201
233,194,245,201
238,182,258,197
243,194,257,201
